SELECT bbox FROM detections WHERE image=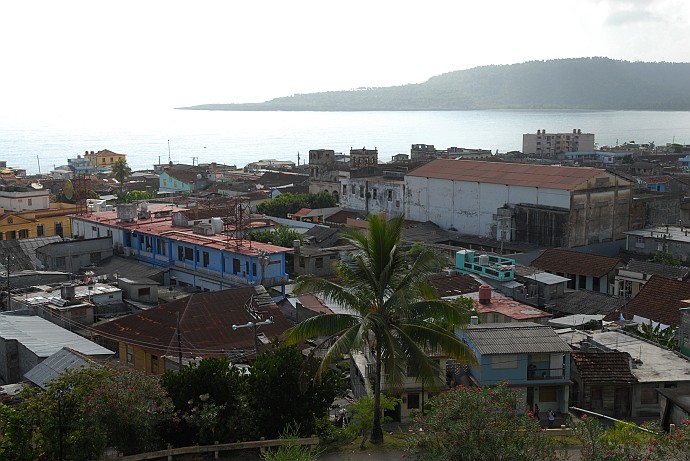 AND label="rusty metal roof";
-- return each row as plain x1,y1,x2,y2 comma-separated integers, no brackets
407,159,607,190
463,322,572,355
92,286,292,359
